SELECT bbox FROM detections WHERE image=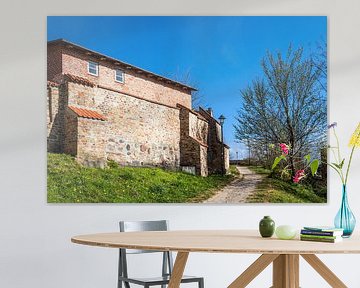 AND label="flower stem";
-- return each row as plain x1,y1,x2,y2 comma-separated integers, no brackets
345,145,356,185
345,130,360,185
332,127,345,183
